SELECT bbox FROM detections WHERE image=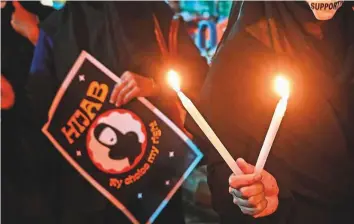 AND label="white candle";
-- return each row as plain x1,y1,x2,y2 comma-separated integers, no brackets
255,76,290,173
167,70,243,175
